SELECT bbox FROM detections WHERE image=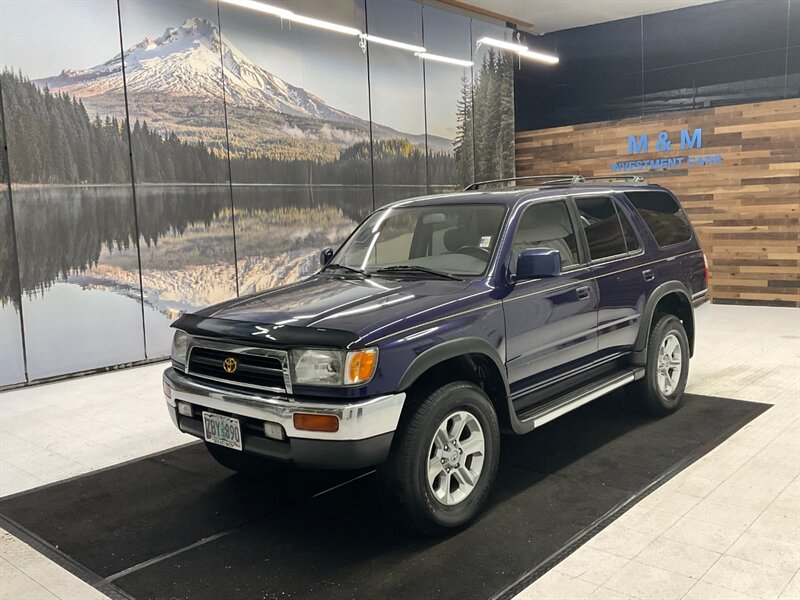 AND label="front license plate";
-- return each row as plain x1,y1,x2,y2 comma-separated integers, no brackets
202,412,243,451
